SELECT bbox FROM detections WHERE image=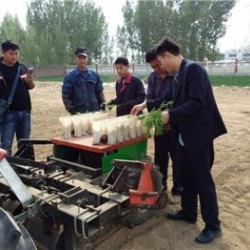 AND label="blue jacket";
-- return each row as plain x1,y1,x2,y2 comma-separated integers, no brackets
62,67,104,114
